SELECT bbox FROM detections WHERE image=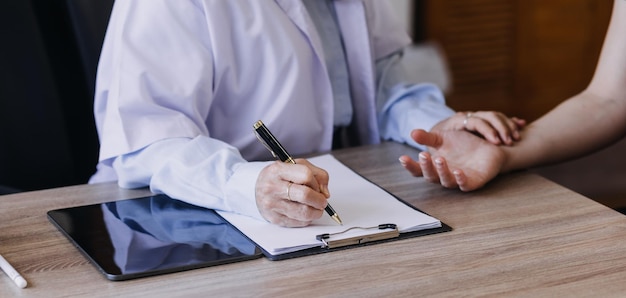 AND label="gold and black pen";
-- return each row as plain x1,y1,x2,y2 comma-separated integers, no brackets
253,120,343,225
